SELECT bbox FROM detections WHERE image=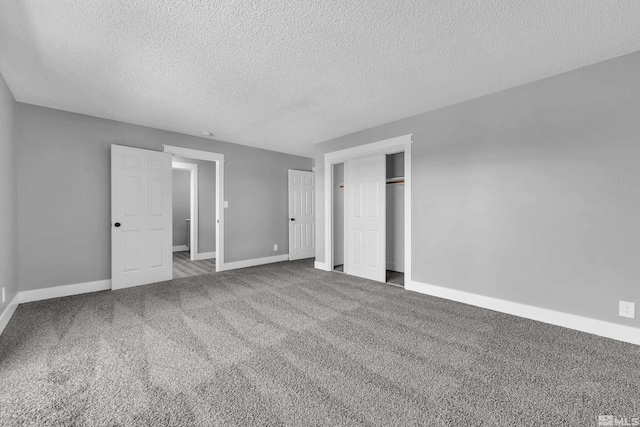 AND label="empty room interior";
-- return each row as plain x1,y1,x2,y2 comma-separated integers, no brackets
1,2,640,426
